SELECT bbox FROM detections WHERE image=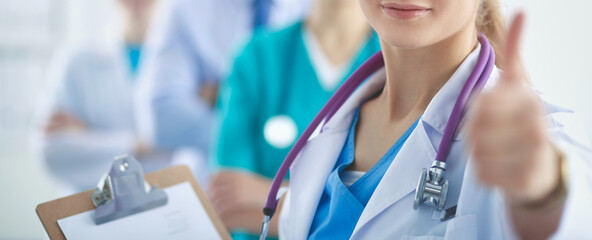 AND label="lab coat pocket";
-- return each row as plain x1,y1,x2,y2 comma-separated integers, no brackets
401,214,477,240
443,214,477,240
400,235,443,240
